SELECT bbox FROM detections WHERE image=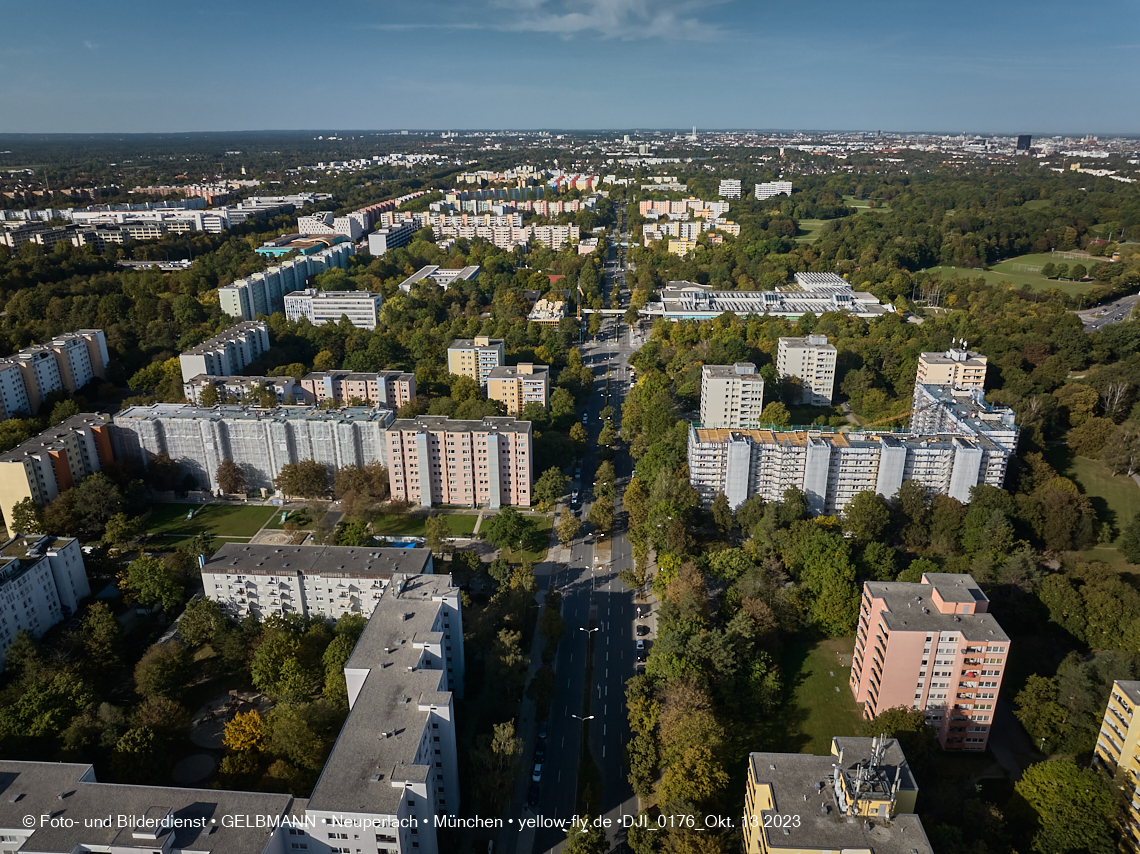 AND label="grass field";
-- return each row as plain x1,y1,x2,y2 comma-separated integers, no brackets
1042,447,1140,568
499,515,554,564
371,513,479,537
146,503,277,540
795,219,829,243
842,196,876,214
779,638,864,755
924,262,1094,297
